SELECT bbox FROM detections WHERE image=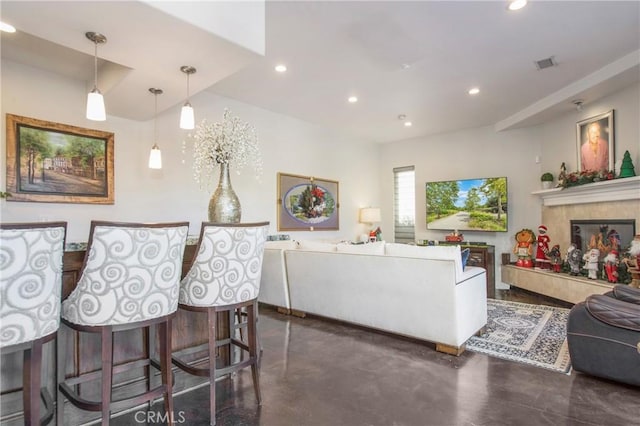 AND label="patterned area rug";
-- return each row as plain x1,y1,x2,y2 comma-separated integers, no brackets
467,299,572,374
